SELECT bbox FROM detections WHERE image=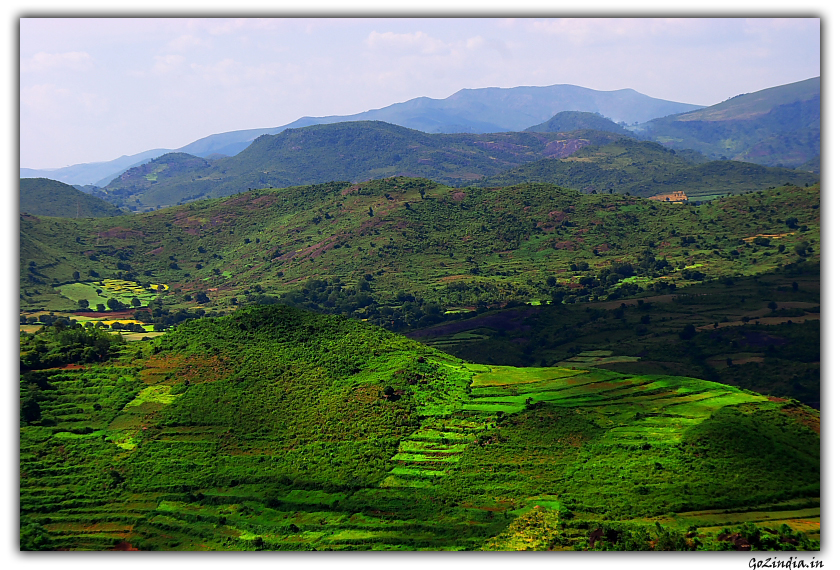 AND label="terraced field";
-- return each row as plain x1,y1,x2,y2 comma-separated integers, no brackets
20,306,819,551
